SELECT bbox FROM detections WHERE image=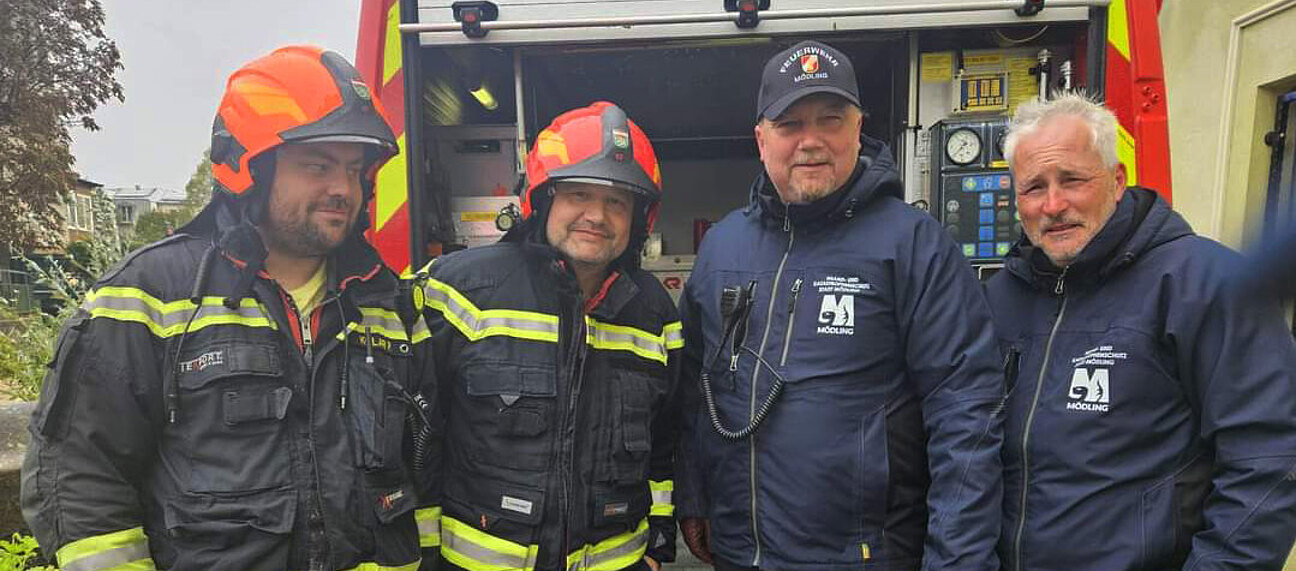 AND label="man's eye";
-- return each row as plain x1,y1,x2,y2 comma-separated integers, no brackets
305,163,328,173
